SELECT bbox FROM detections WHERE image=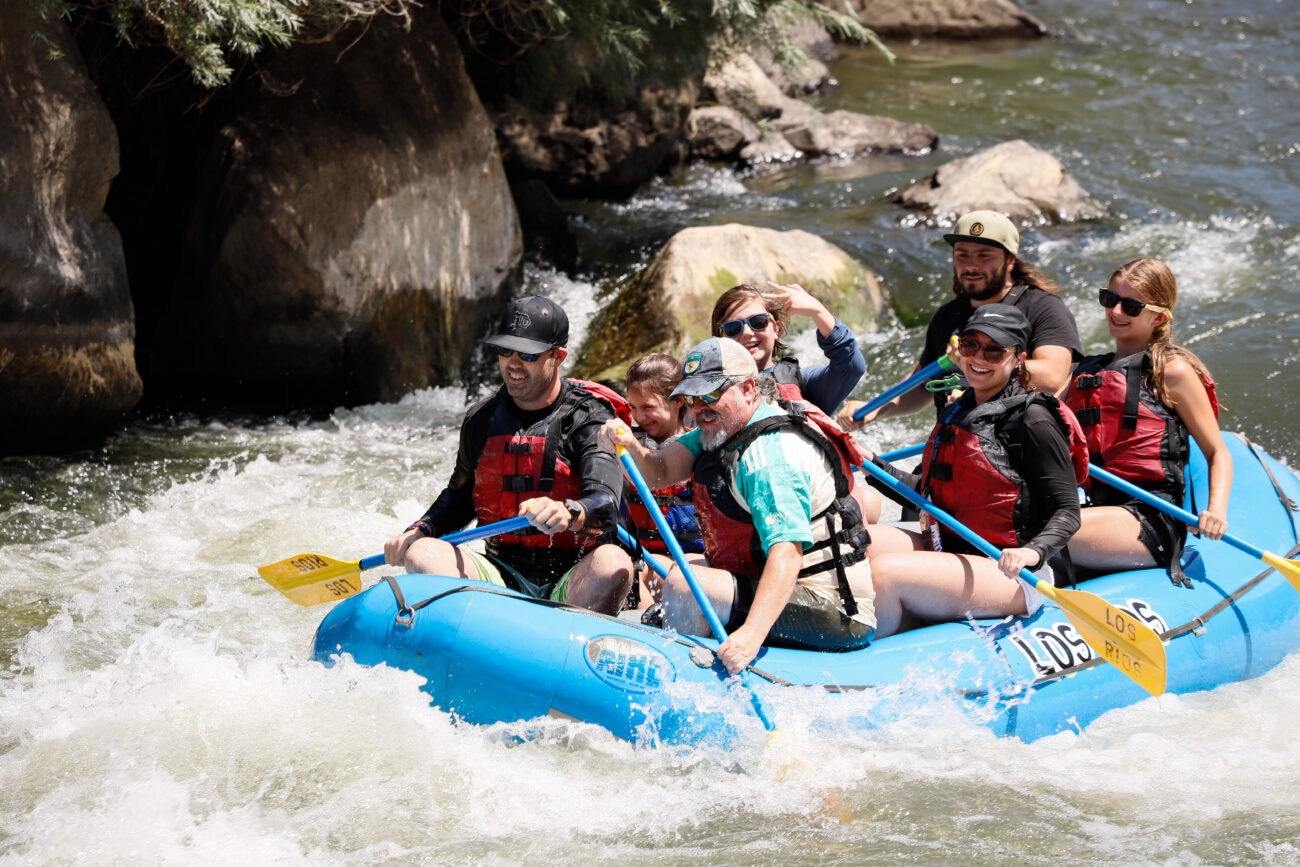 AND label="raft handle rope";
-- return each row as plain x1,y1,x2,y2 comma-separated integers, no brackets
1026,540,1300,686
1236,432,1300,542
376,576,791,685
